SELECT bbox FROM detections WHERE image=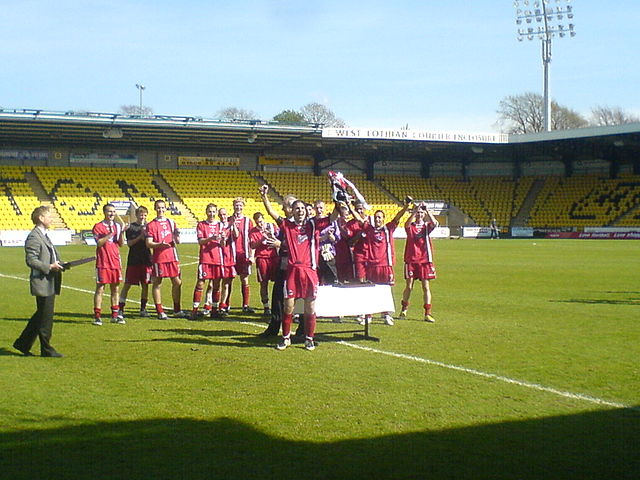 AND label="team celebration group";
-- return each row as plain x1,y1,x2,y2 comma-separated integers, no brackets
14,184,439,356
